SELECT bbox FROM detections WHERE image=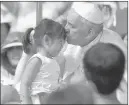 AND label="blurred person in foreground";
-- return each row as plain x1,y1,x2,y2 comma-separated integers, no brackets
83,43,125,104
